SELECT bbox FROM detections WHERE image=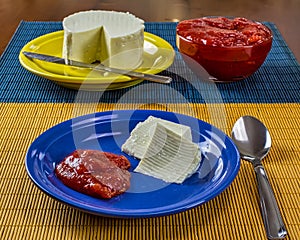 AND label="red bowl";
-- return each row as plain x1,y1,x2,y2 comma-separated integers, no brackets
176,17,273,82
